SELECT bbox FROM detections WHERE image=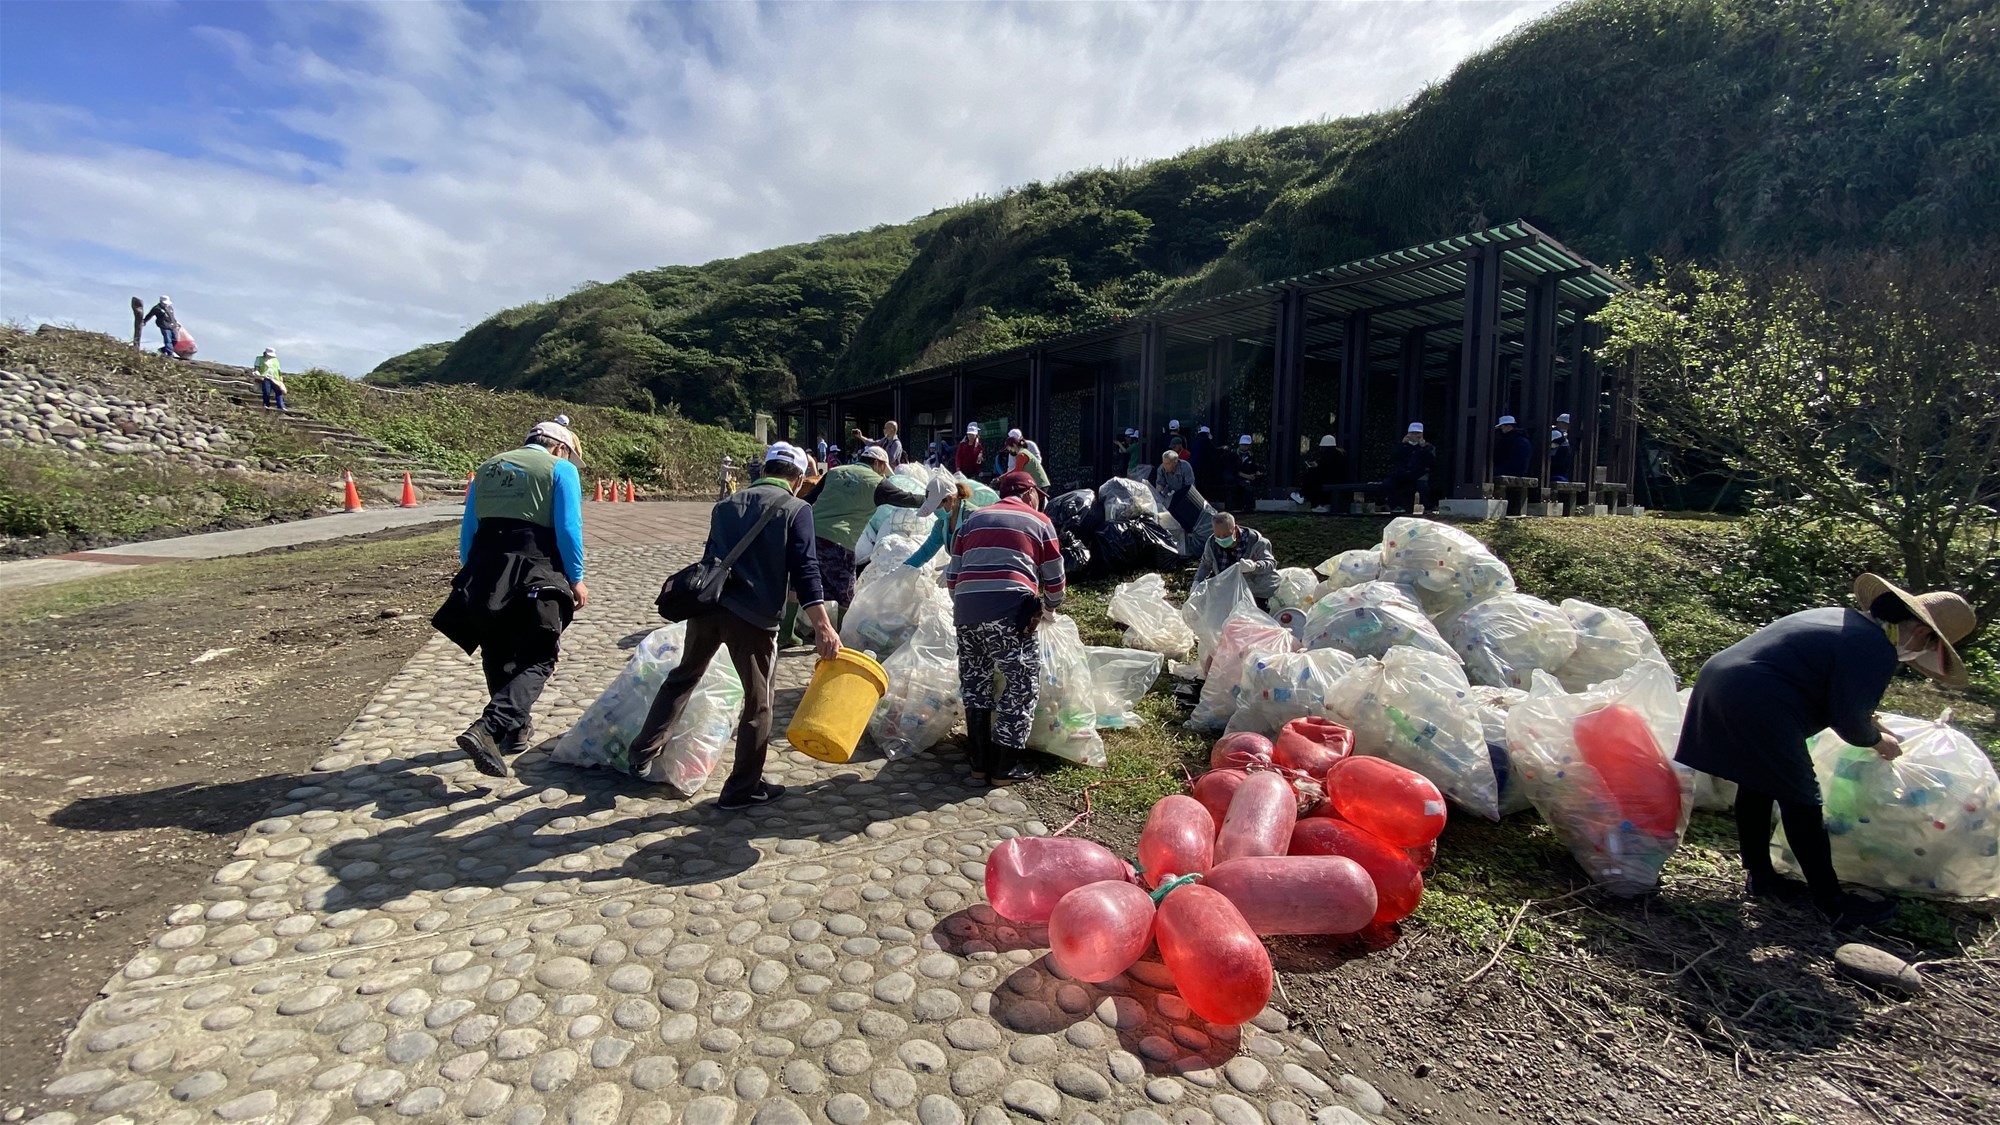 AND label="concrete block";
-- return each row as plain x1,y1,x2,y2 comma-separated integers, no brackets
1437,498,1506,520
1616,505,1648,517
1523,502,1563,517
1581,504,1611,516
1255,498,1307,512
